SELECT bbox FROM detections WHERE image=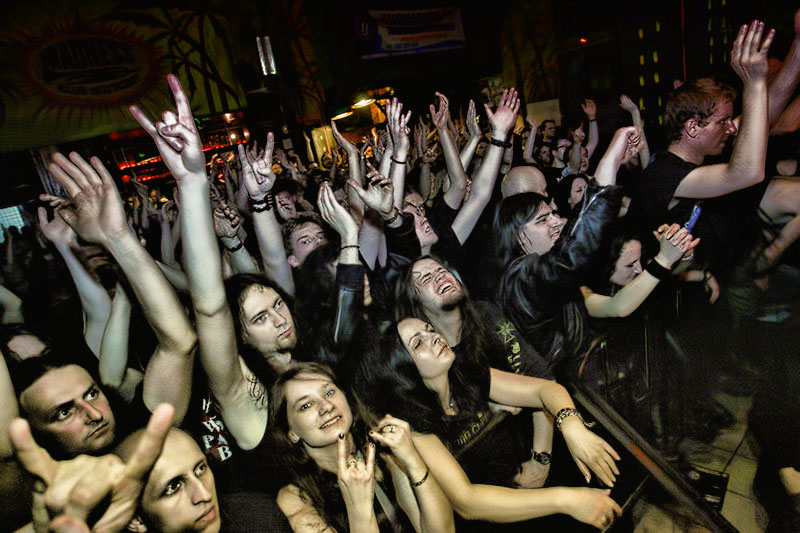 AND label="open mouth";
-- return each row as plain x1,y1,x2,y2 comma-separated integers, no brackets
437,281,454,295
320,415,342,429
